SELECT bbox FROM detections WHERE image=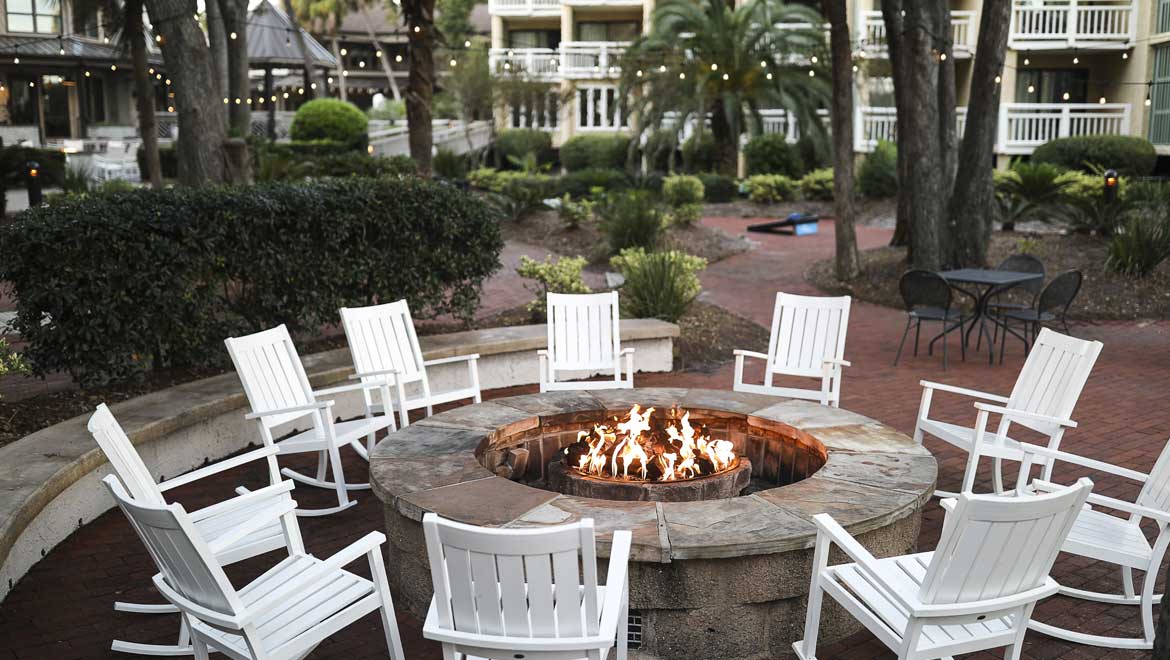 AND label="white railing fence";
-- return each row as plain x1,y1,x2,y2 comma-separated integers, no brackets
559,42,627,78
861,11,976,56
854,106,969,153
369,120,493,158
998,102,1130,154
487,0,559,14
1010,0,1135,46
488,48,559,78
